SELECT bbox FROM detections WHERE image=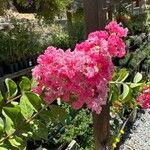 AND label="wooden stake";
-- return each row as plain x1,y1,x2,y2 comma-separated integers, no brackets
92,104,110,150
83,0,107,35
83,0,110,149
